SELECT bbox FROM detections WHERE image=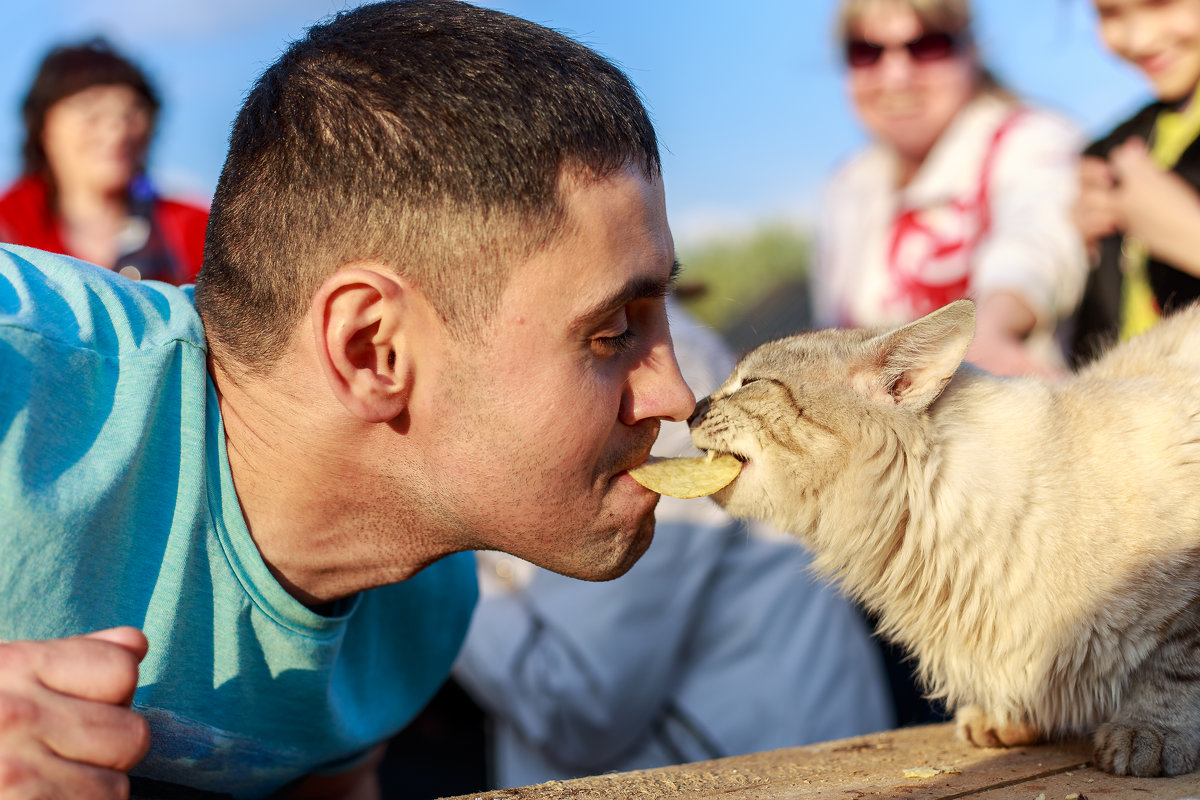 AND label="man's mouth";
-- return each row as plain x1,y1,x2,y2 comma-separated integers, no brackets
617,435,660,475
